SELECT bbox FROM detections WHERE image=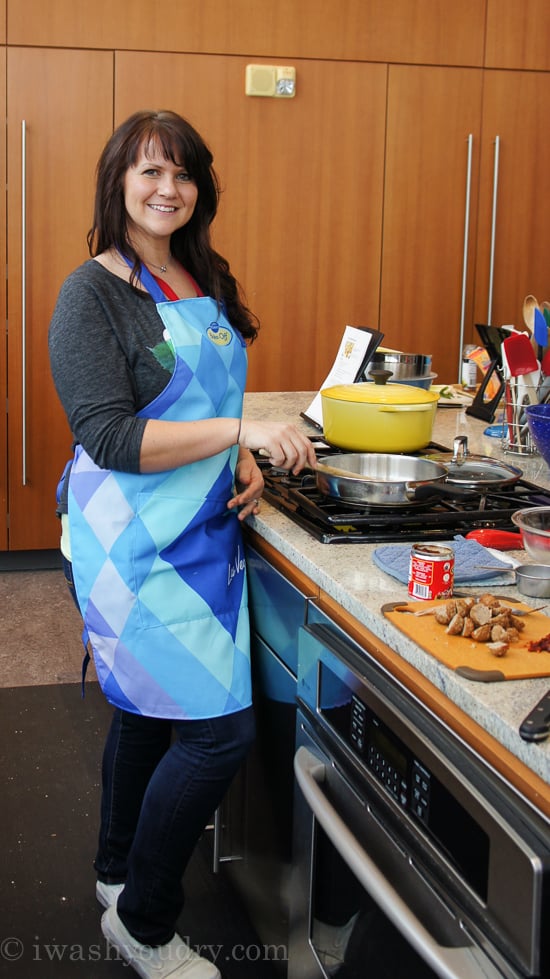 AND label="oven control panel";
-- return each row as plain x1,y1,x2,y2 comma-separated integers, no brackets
351,693,427,815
